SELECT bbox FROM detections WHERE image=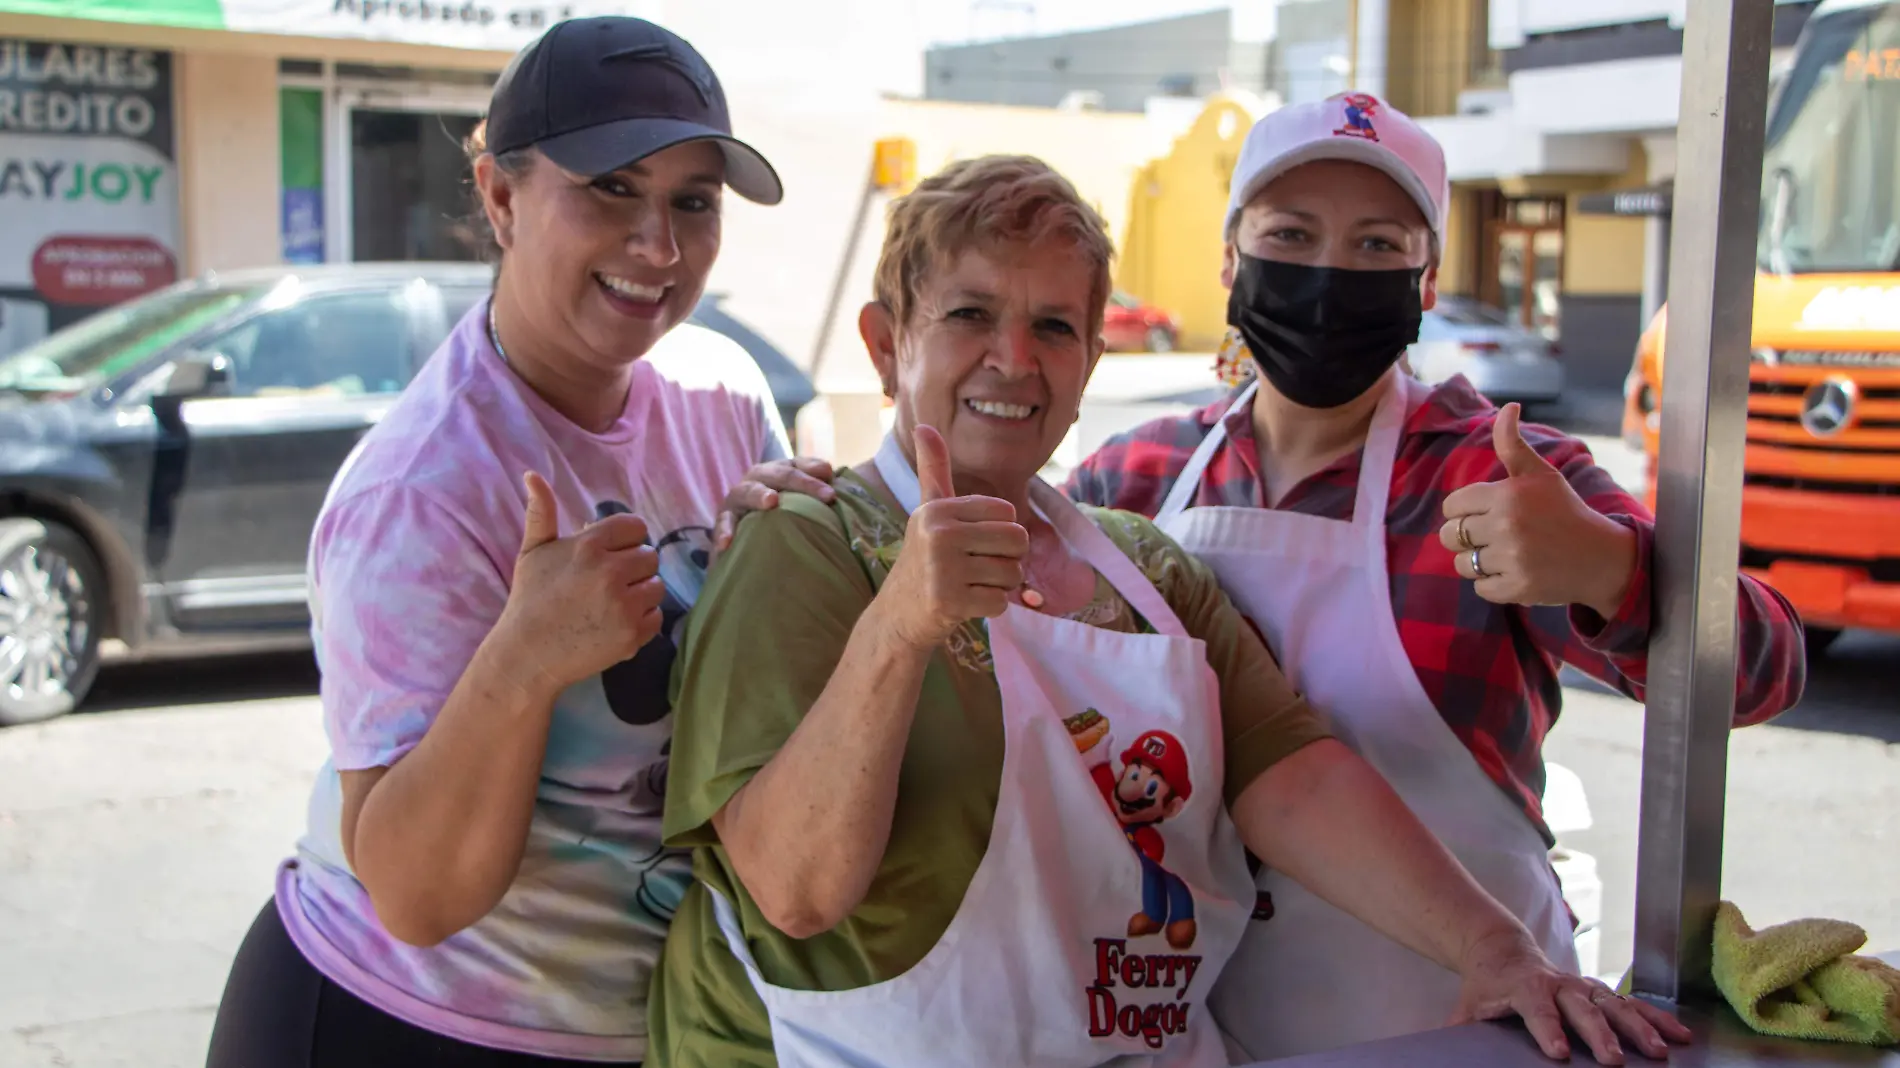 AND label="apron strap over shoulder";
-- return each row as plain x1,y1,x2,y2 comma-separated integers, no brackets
1157,381,1258,525
1030,481,1189,639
